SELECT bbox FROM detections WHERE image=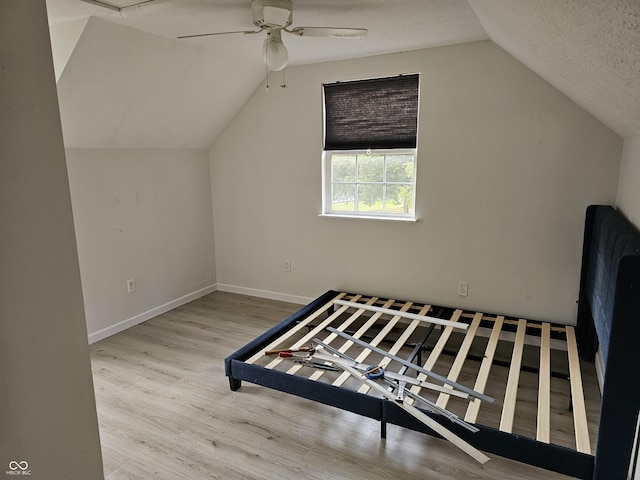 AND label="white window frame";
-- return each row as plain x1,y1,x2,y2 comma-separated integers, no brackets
322,149,417,221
